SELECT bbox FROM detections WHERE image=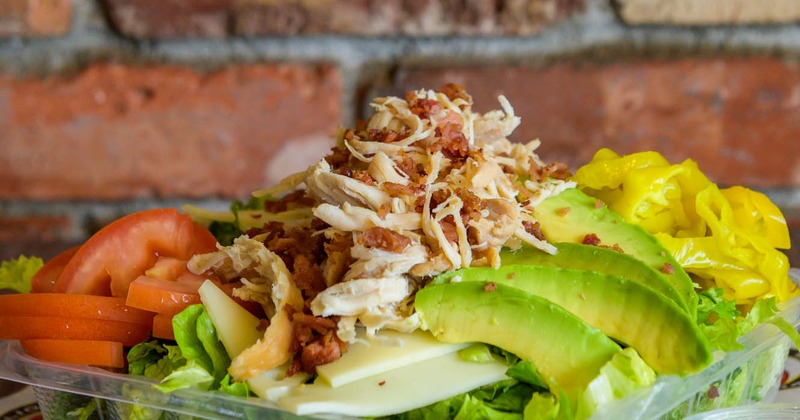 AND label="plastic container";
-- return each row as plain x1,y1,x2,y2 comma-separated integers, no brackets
1,269,799,419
